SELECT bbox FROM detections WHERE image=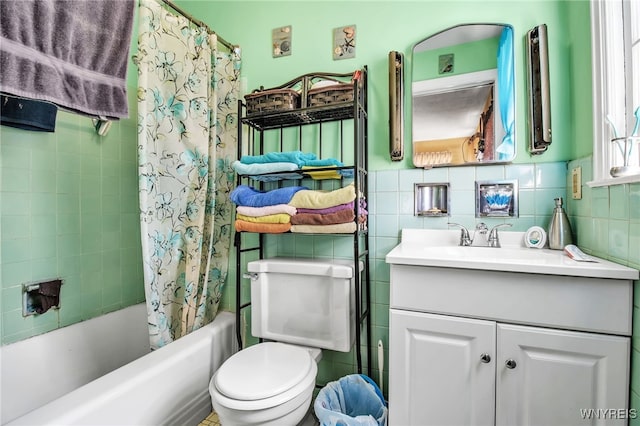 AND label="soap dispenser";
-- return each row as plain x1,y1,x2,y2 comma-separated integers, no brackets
548,197,573,250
